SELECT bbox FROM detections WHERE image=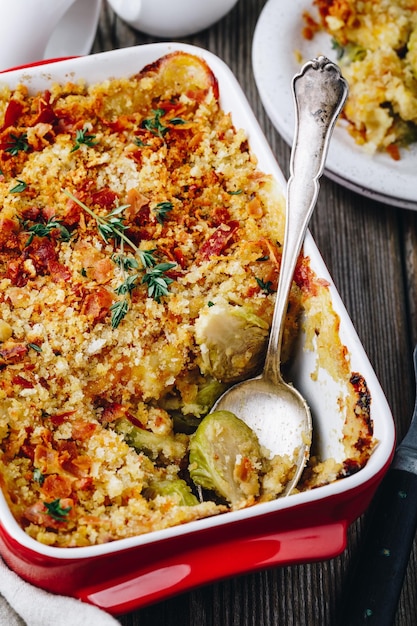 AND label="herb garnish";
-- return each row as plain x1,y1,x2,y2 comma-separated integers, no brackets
134,137,151,147
255,277,274,294
44,498,71,521
10,179,27,193
28,343,42,353
142,110,186,139
71,124,98,152
227,189,243,195
142,262,175,302
142,108,169,138
154,201,173,224
5,132,29,156
63,190,177,327
169,117,186,126
109,298,130,329
24,218,71,246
